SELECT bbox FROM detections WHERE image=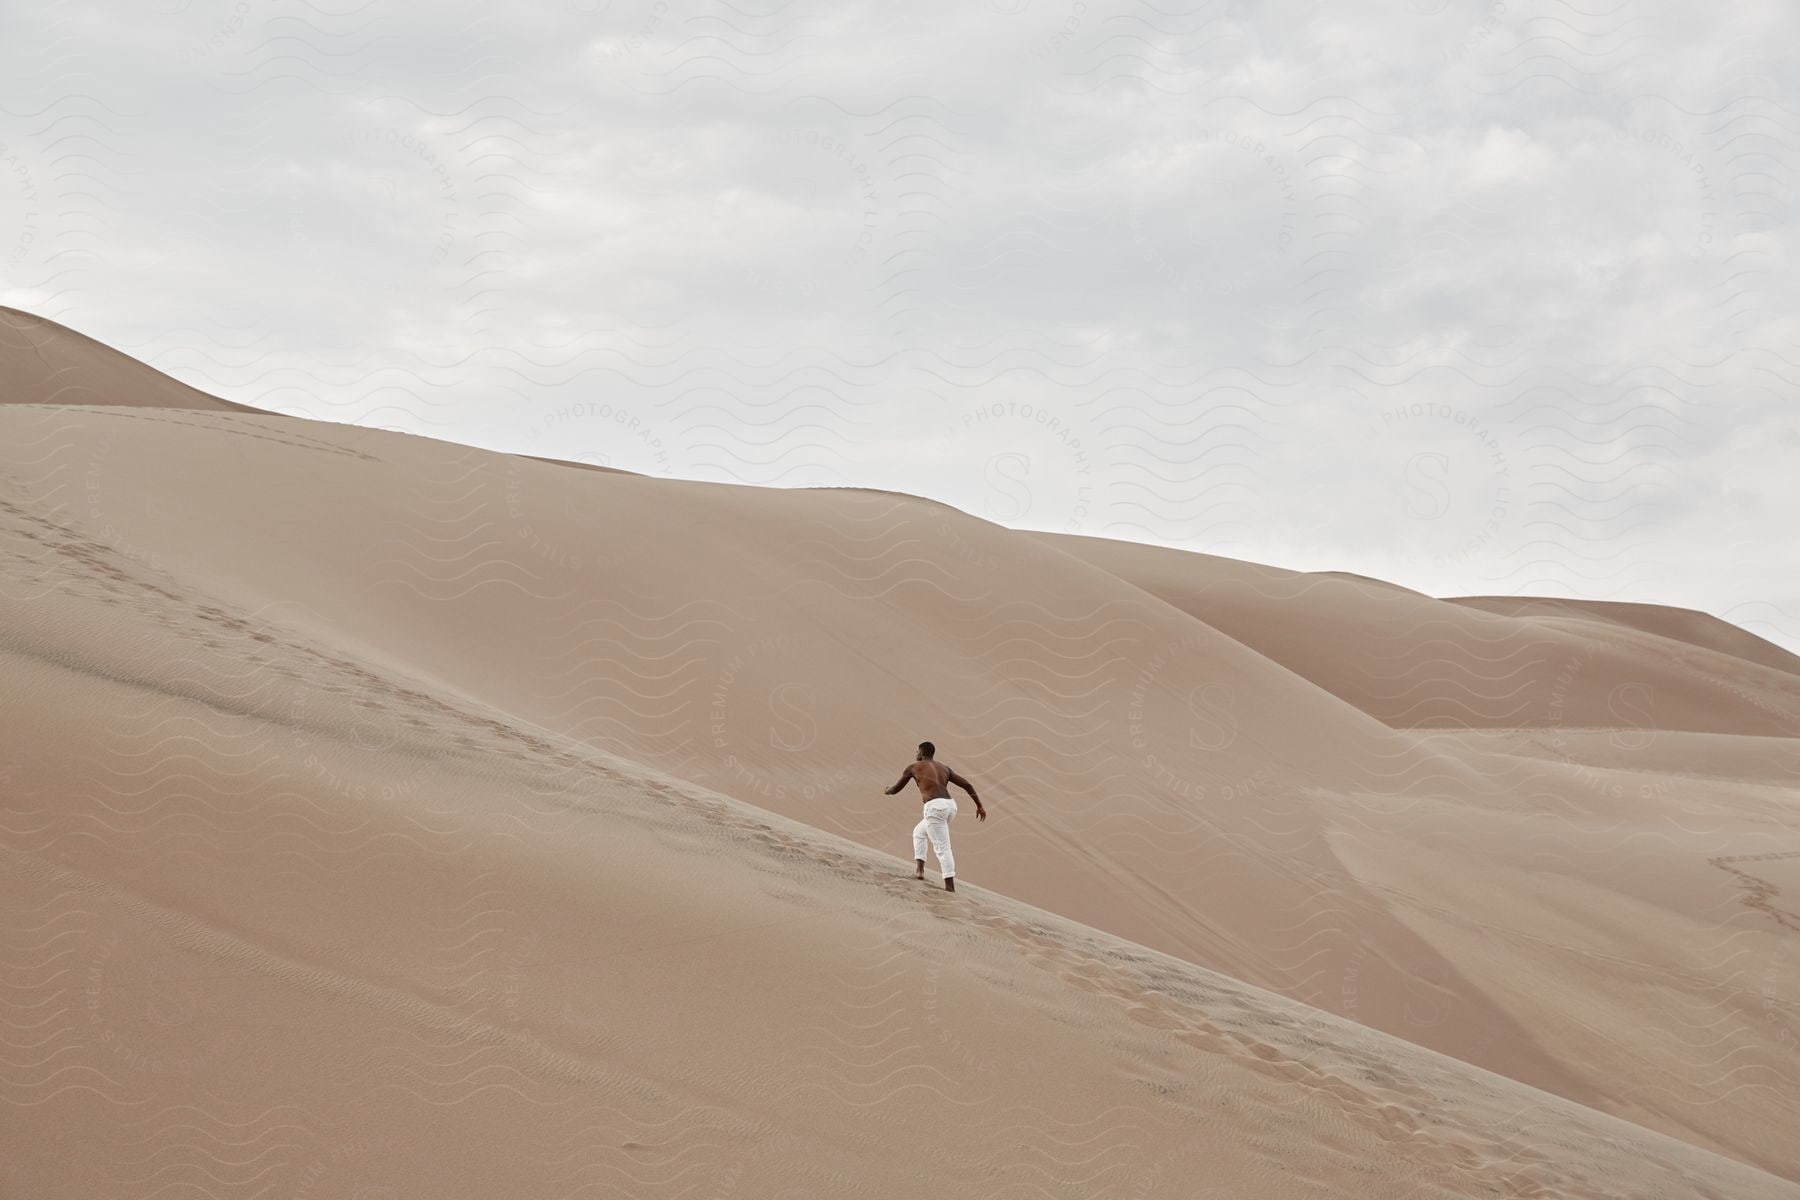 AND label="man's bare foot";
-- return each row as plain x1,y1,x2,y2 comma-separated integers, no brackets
915,859,925,881
944,877,955,893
